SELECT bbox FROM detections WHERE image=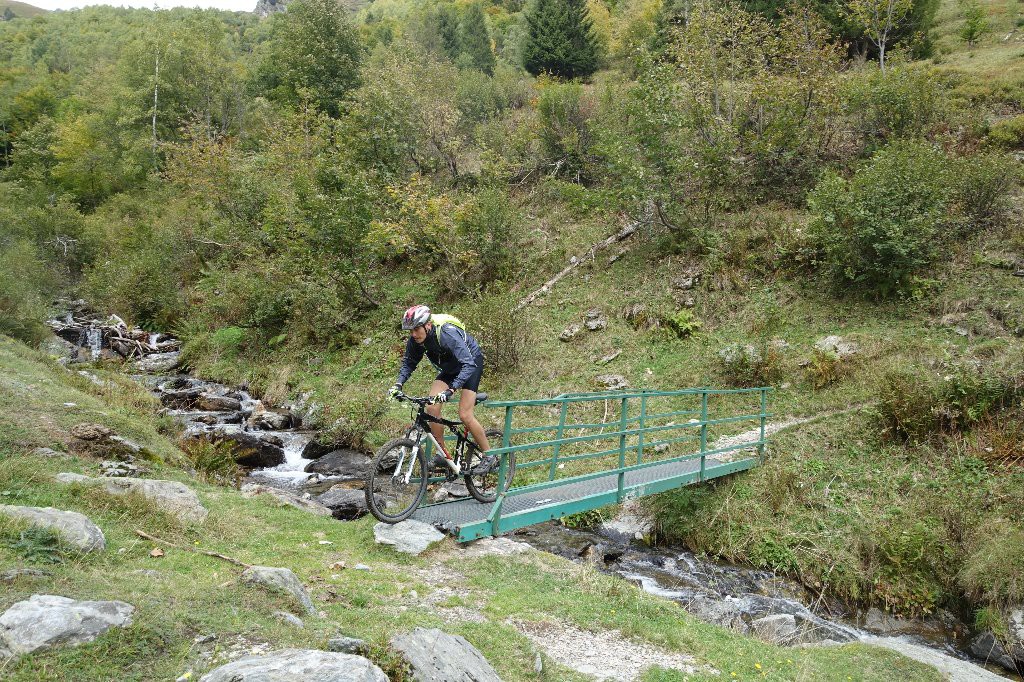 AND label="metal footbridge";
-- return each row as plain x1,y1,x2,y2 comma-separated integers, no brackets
412,387,771,542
